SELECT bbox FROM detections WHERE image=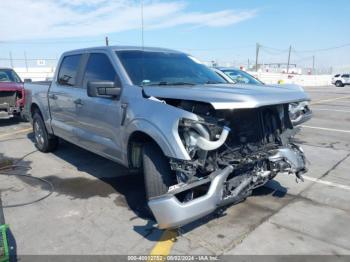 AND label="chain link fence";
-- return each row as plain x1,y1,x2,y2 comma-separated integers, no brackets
0,57,58,70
